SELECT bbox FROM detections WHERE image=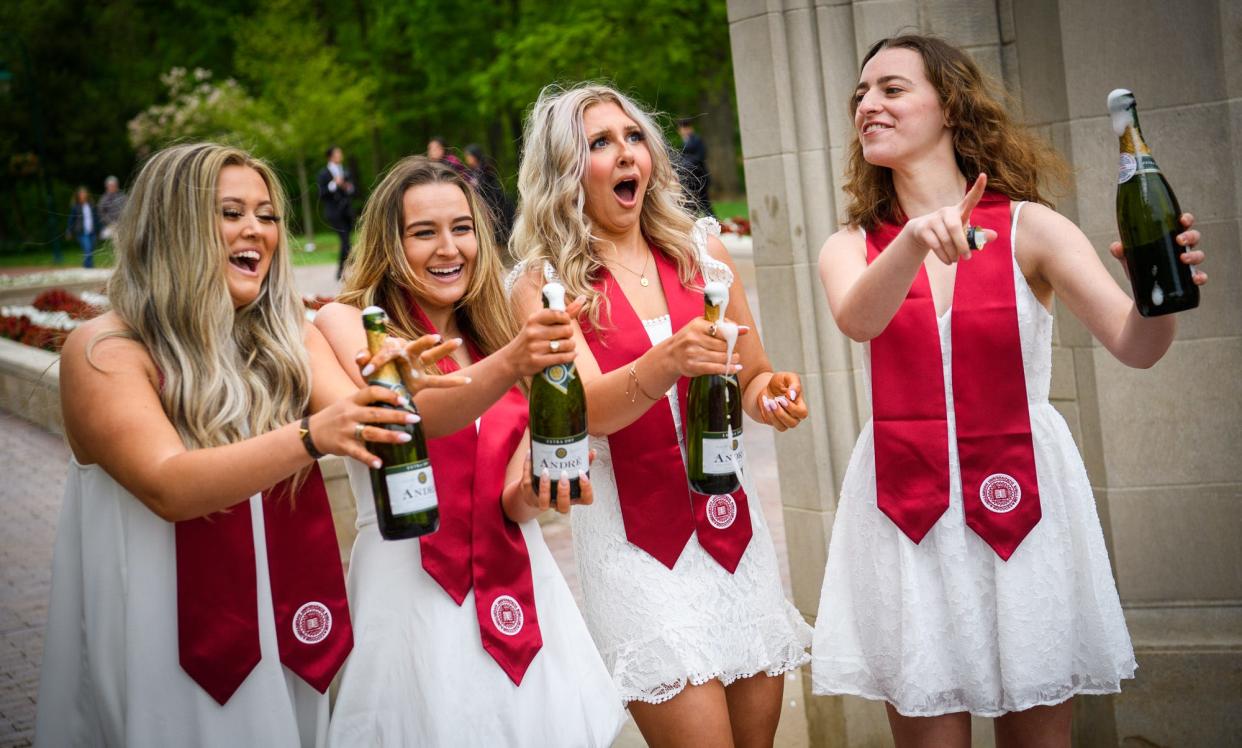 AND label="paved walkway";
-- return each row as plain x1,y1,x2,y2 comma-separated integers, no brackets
0,247,812,748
